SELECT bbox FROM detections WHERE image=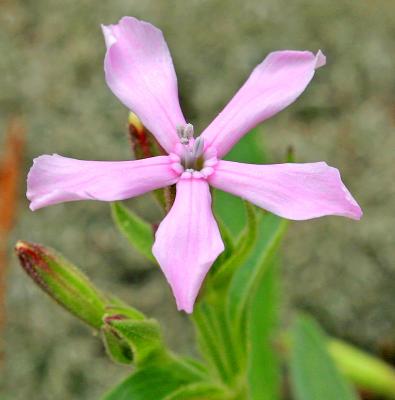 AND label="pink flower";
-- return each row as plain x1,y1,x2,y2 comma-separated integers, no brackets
27,17,362,313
